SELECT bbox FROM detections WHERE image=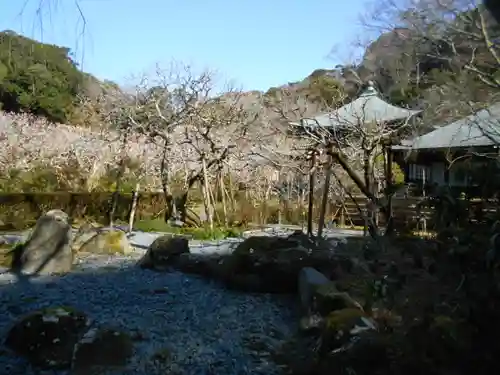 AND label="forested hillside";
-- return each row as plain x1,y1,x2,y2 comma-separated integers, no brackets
0,30,120,124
